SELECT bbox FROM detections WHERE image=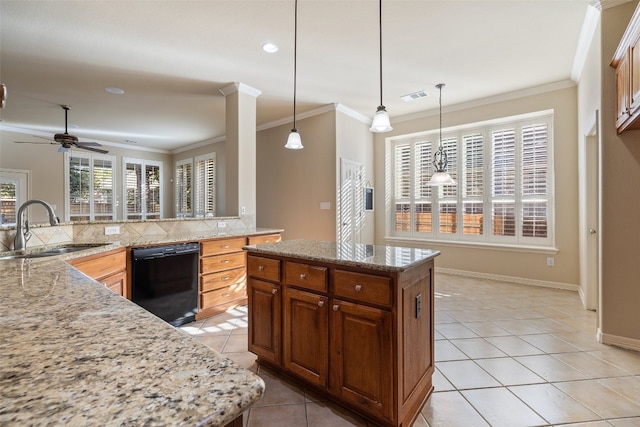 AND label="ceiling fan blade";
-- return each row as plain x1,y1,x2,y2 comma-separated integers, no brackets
75,145,109,154
33,135,55,142
14,141,57,145
76,141,102,147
